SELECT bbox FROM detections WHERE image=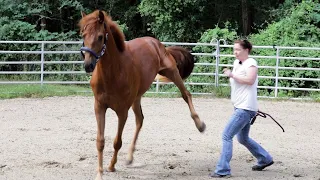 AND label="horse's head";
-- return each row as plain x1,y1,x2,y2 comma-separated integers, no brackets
79,10,109,73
